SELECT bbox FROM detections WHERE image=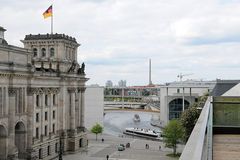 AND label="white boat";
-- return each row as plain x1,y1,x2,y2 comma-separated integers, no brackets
123,127,162,140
